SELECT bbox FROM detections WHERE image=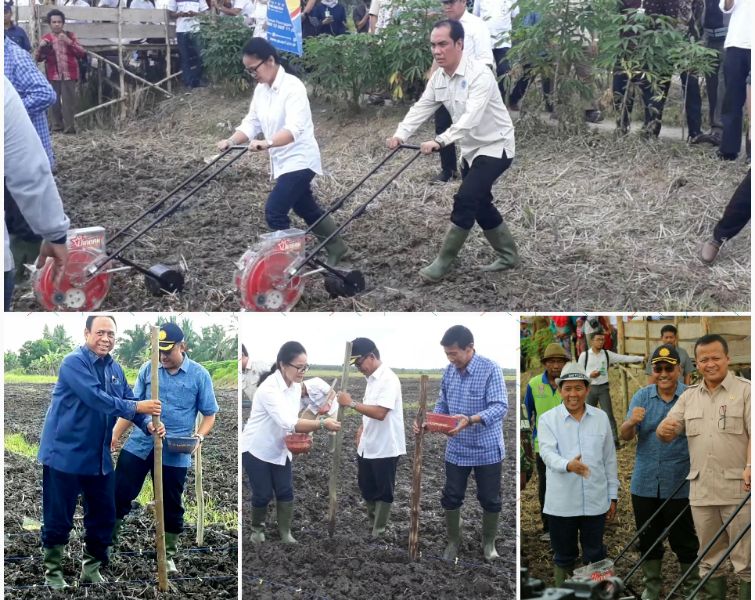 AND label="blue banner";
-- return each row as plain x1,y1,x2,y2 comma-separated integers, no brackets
266,0,303,56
